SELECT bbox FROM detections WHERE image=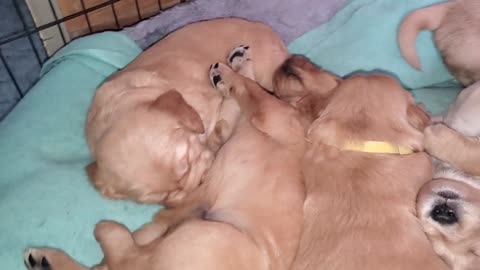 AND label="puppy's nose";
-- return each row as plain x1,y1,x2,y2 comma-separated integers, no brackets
430,204,458,225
